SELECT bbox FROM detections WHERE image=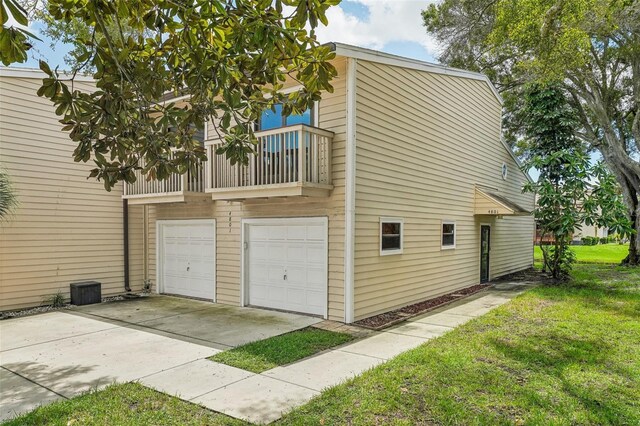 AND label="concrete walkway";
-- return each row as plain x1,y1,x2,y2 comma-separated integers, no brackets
0,297,318,422
0,284,529,424
140,284,530,424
